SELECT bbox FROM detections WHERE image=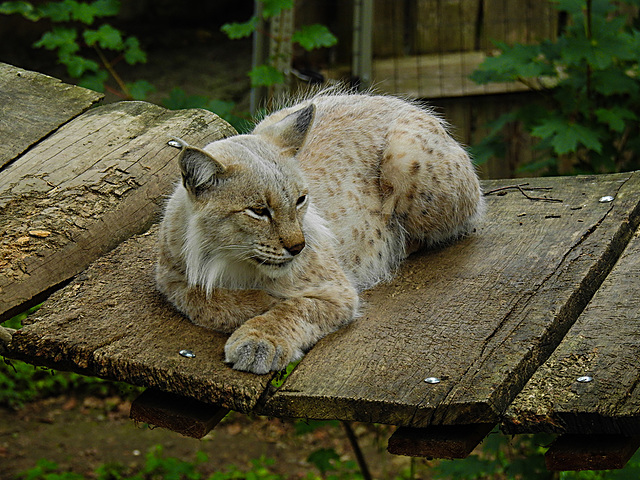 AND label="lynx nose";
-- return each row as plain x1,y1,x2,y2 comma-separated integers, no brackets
286,241,305,256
